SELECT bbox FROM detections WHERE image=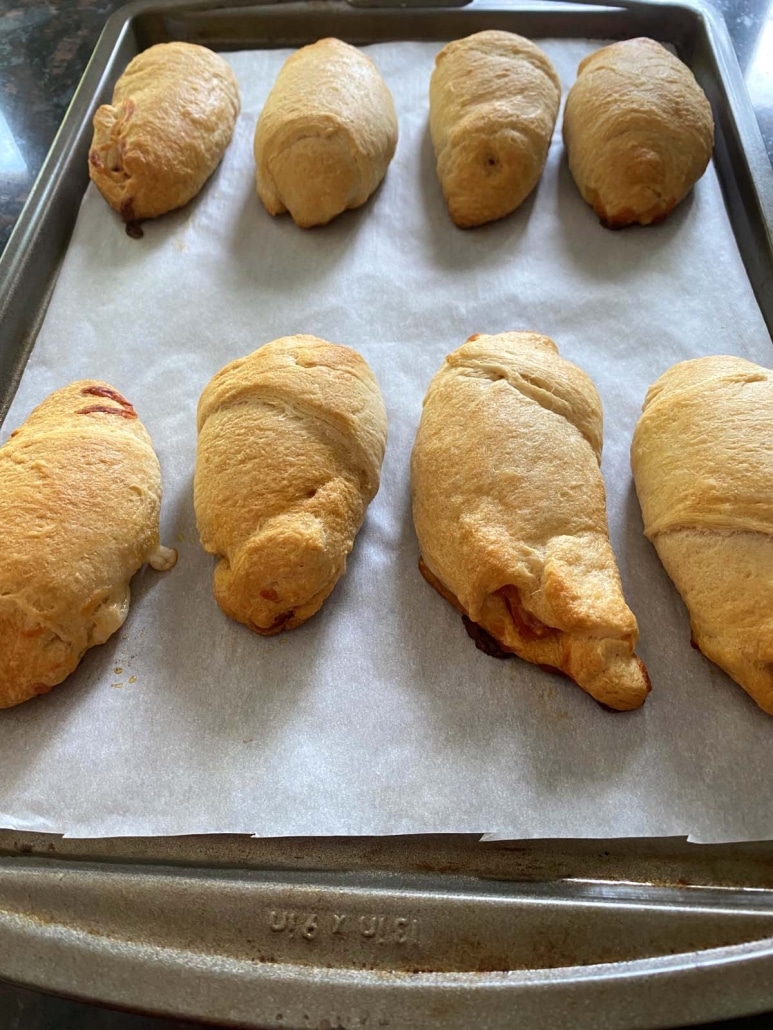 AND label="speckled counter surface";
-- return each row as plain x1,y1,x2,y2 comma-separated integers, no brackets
0,0,772,1027
0,0,119,249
